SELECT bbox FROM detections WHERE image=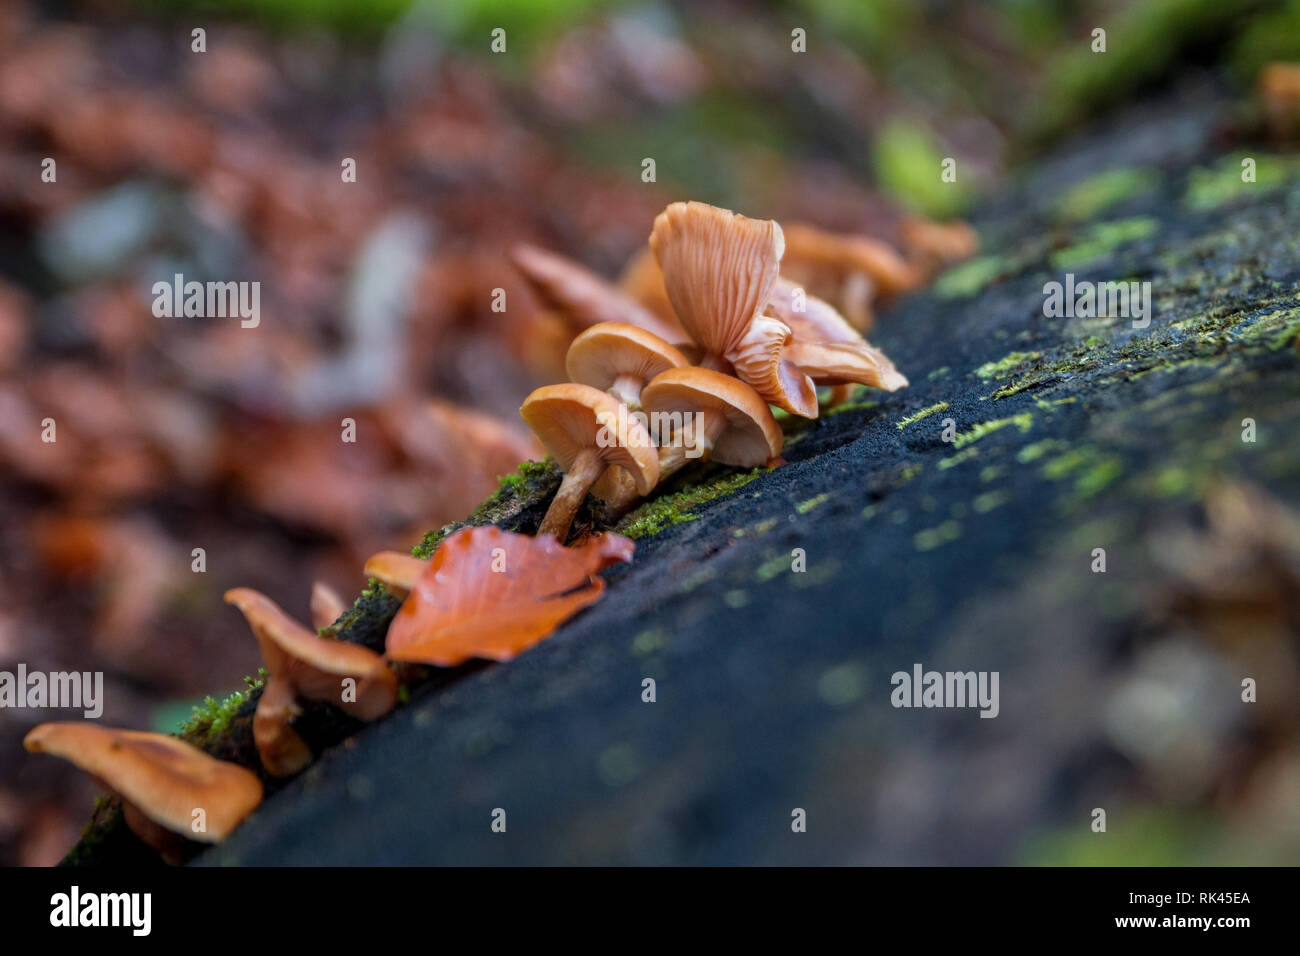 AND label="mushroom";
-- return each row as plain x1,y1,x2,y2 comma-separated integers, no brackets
363,550,426,600
597,368,784,515
23,723,263,863
310,581,347,631
649,201,820,418
898,216,979,276
565,322,689,412
511,243,685,343
780,221,923,324
640,367,783,480
1261,62,1300,143
766,277,908,392
225,588,398,777
594,366,783,514
520,383,659,542
617,246,679,329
